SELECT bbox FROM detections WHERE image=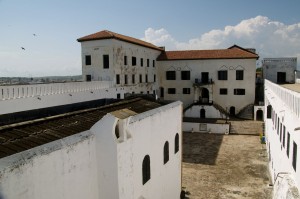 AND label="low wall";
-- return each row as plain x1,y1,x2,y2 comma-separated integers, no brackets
183,122,229,134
